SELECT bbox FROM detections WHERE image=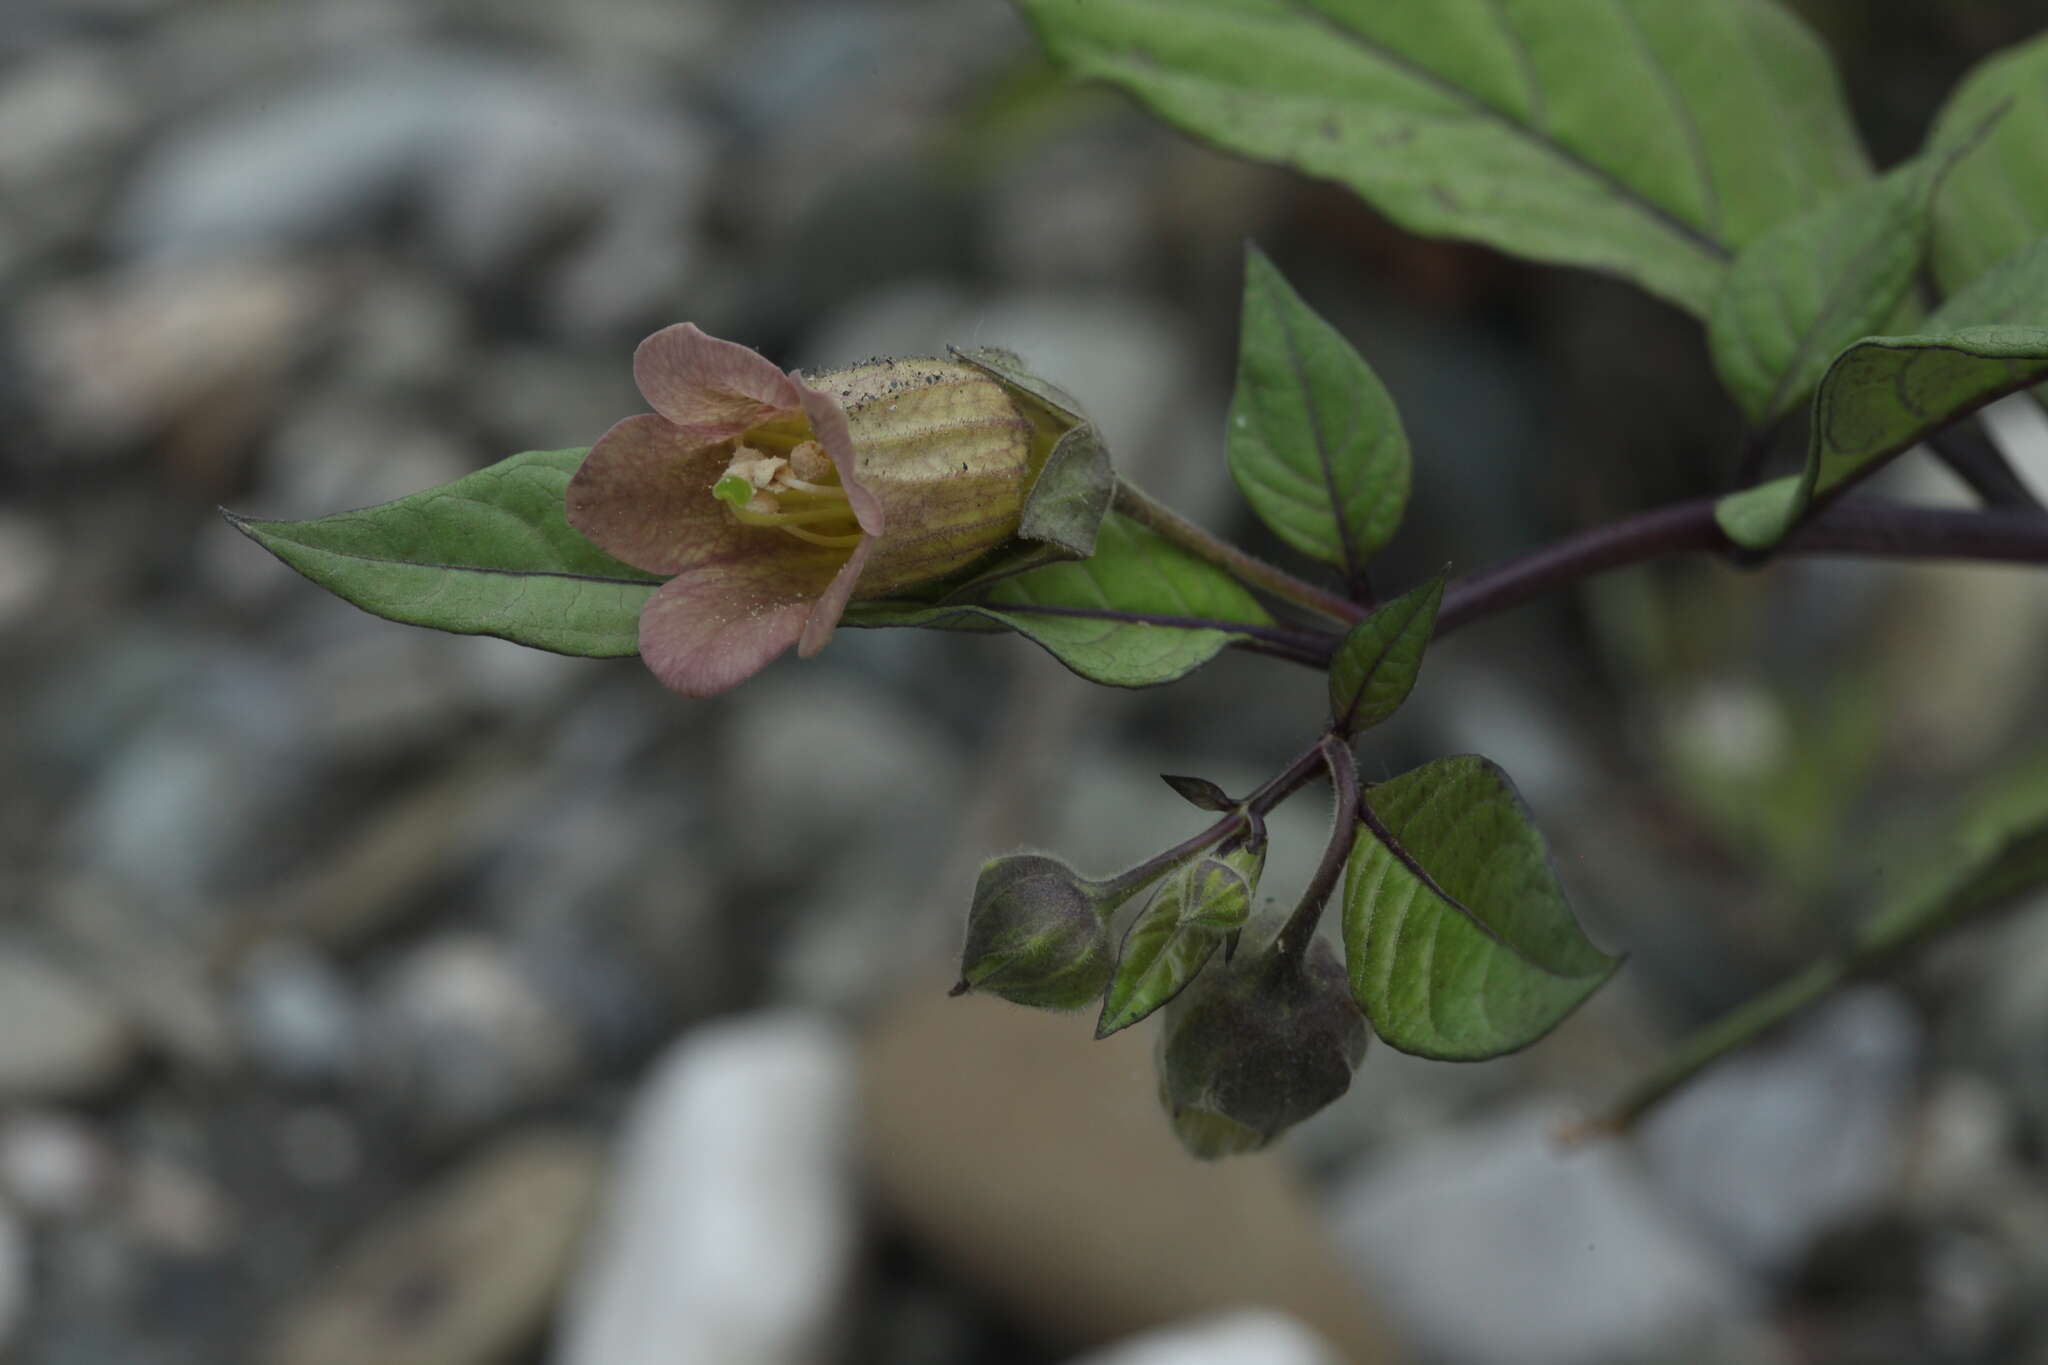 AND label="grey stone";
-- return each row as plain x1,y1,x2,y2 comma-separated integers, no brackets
364,935,580,1136
1332,1105,1754,1365
0,949,136,1102
0,1205,23,1354
232,942,362,1086
553,1014,857,1365
0,1110,112,1220
1637,988,1920,1276
114,52,707,279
